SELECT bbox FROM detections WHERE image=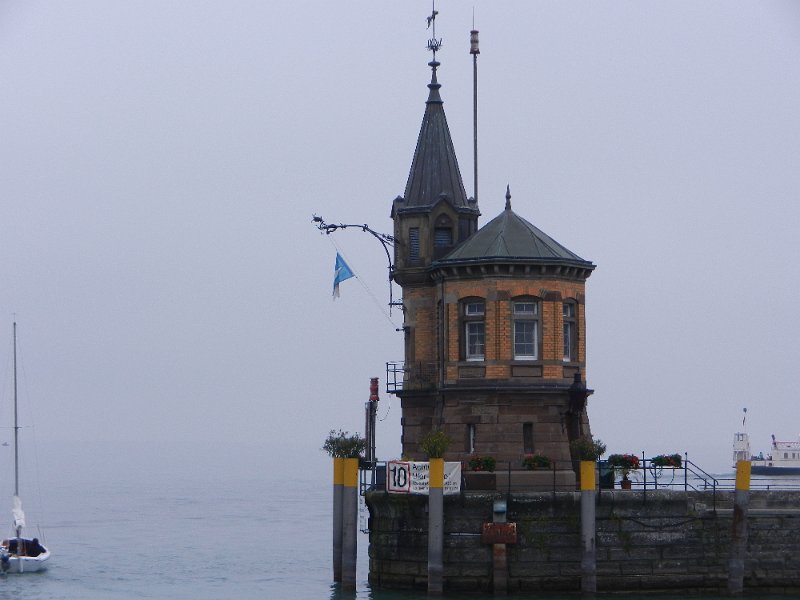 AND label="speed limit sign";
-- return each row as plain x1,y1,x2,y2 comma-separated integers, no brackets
387,461,411,493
